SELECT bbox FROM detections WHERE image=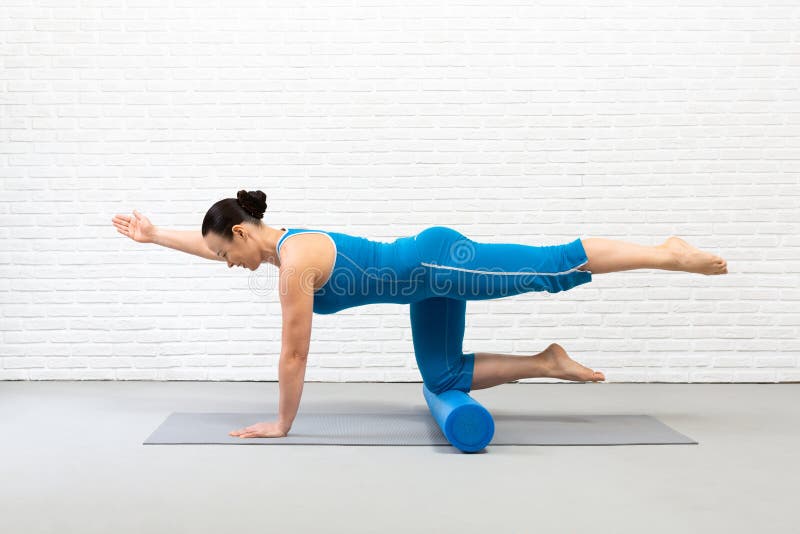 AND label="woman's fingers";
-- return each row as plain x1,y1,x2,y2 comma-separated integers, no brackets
230,428,258,438
113,215,130,223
